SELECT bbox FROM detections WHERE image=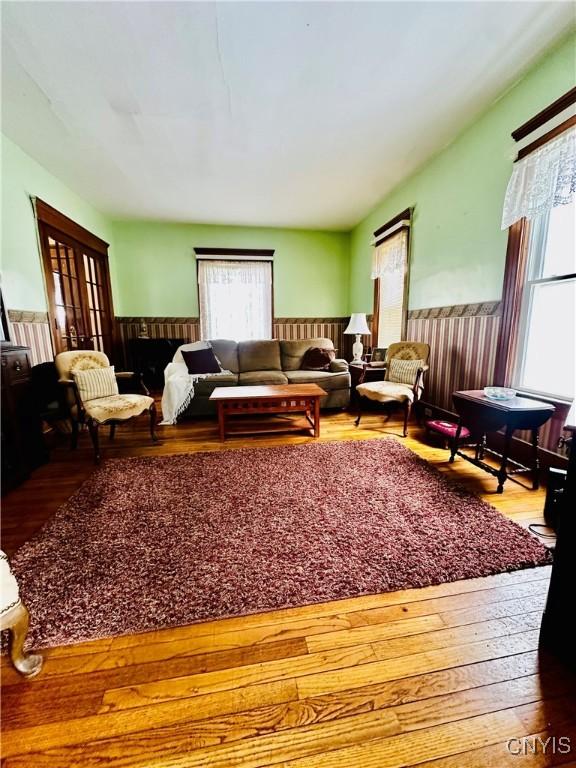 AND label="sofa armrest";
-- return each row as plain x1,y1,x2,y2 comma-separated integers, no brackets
329,358,349,373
